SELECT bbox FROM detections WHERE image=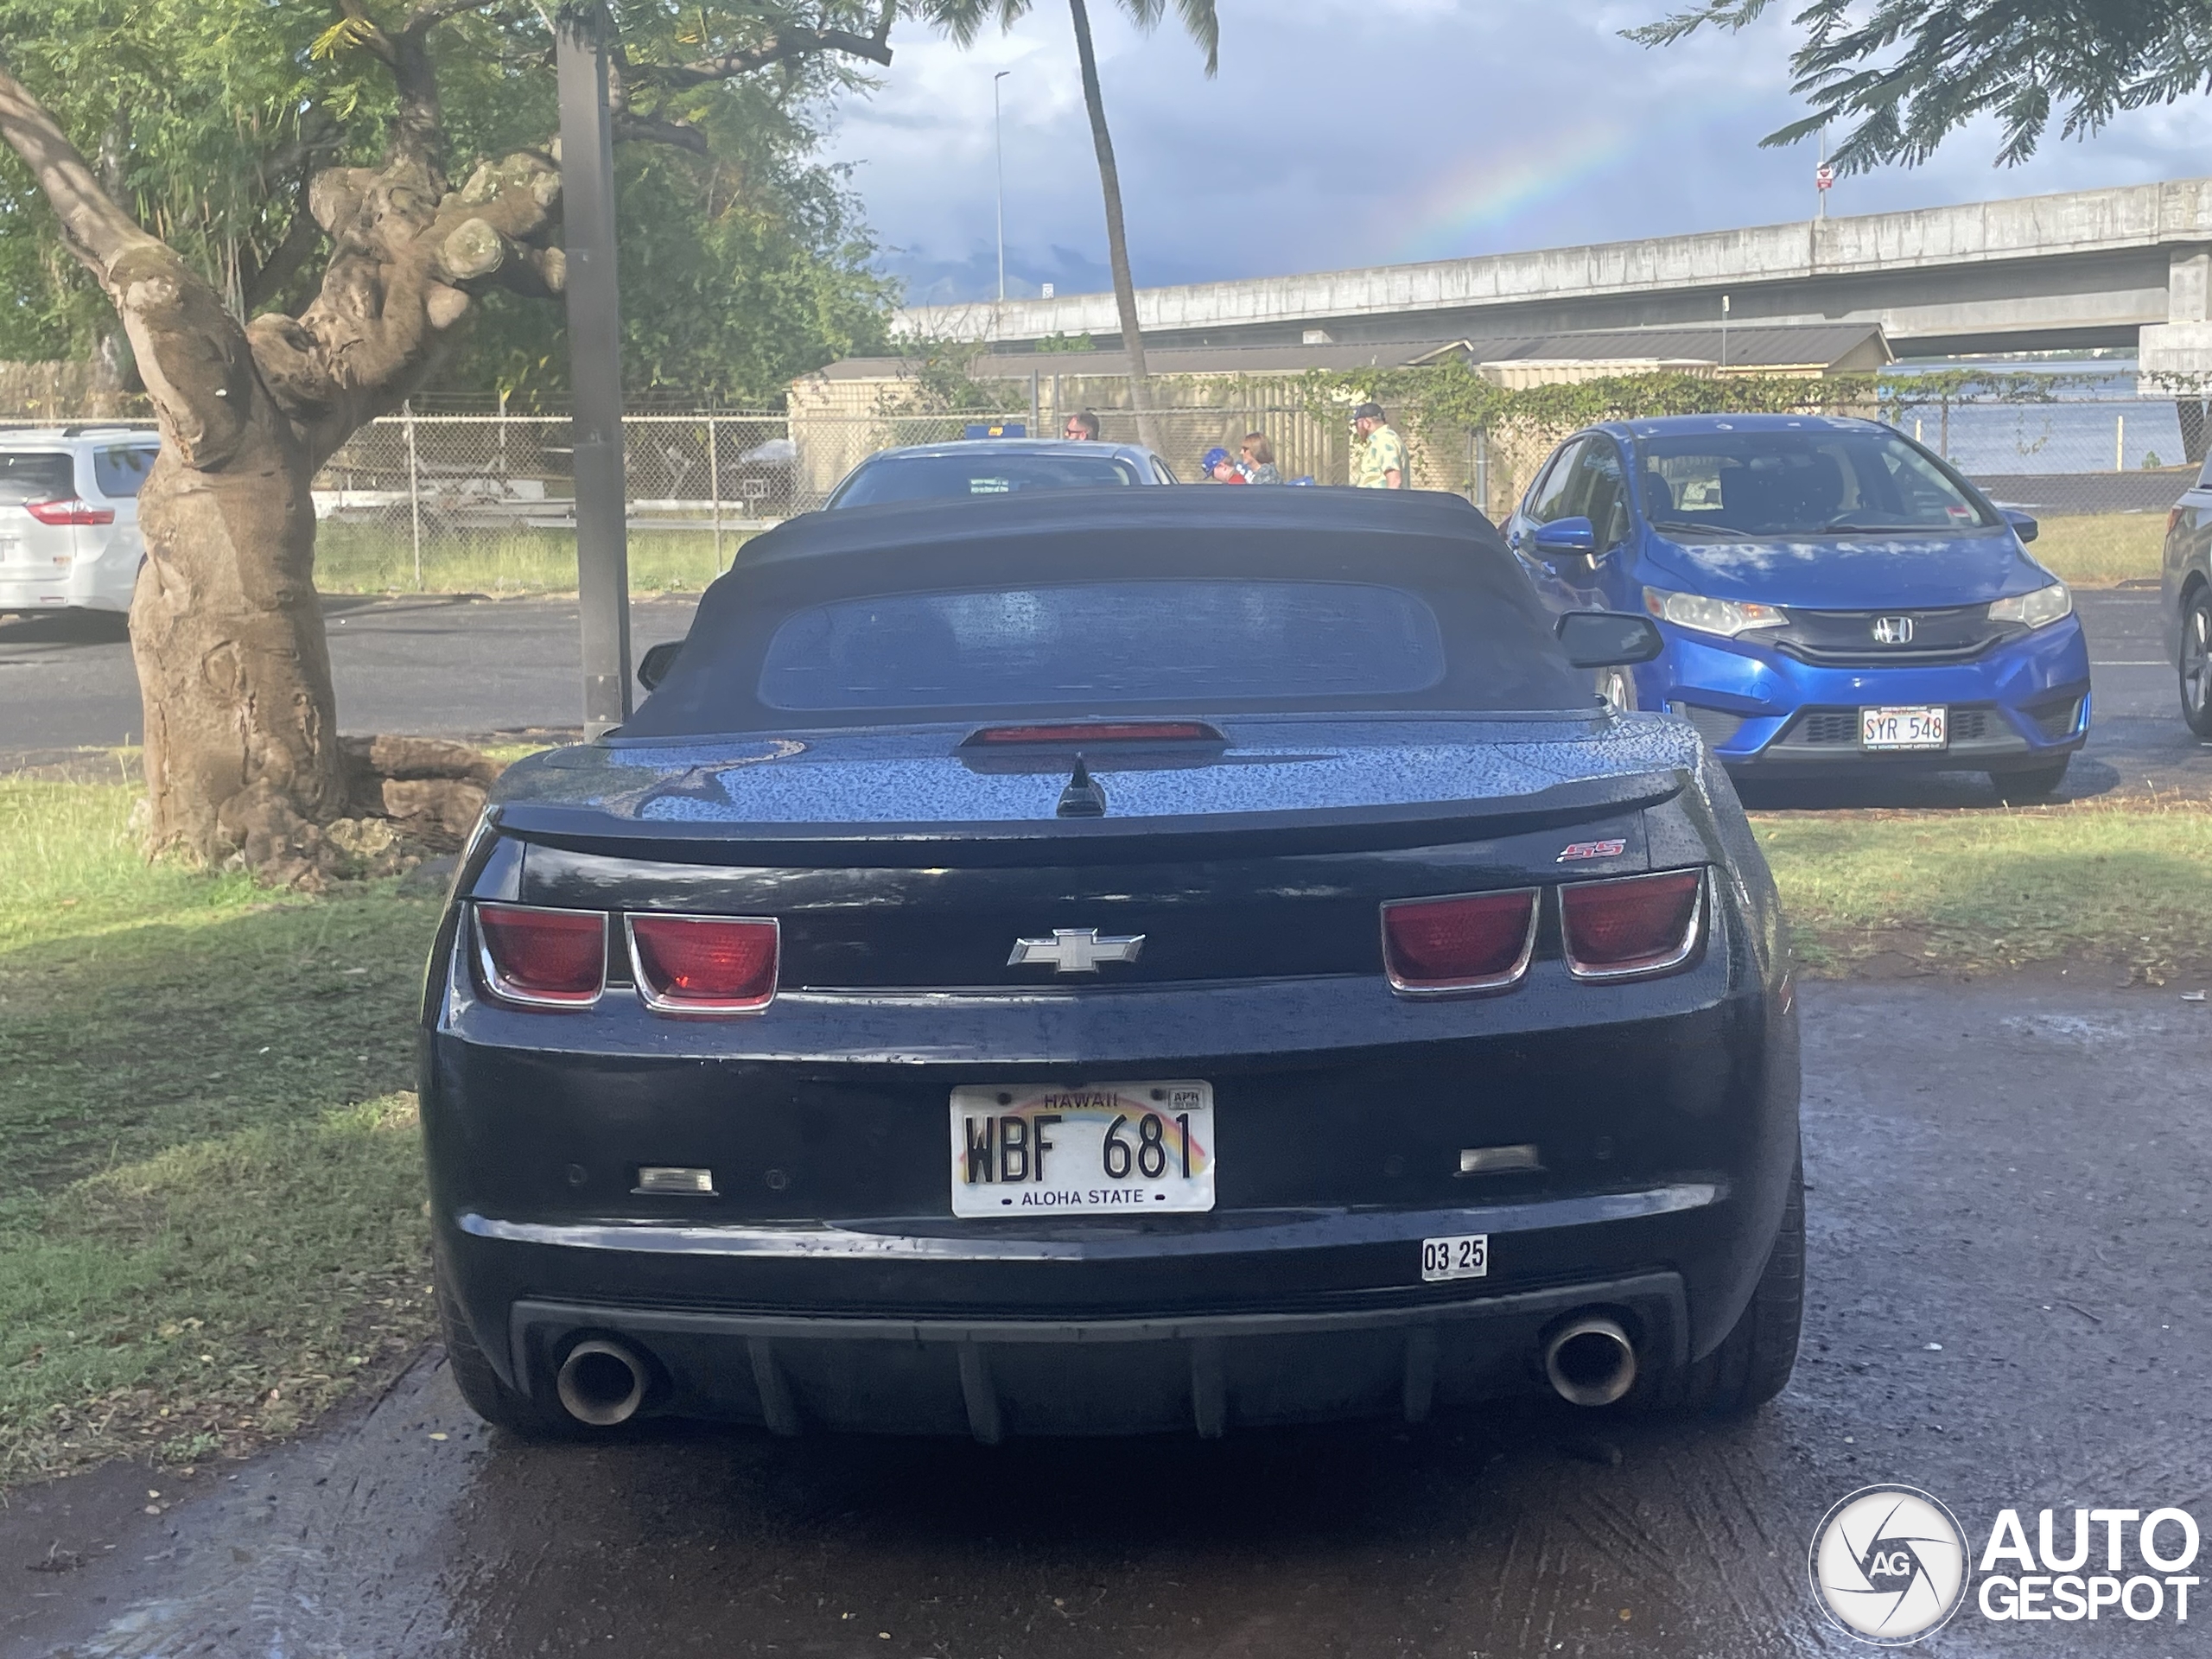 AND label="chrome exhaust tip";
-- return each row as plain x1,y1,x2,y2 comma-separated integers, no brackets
555,1338,649,1427
1543,1315,1637,1408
